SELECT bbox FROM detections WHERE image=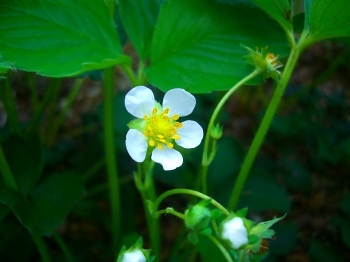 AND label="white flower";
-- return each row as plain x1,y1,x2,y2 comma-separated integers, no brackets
122,249,146,262
221,217,248,249
125,86,203,171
